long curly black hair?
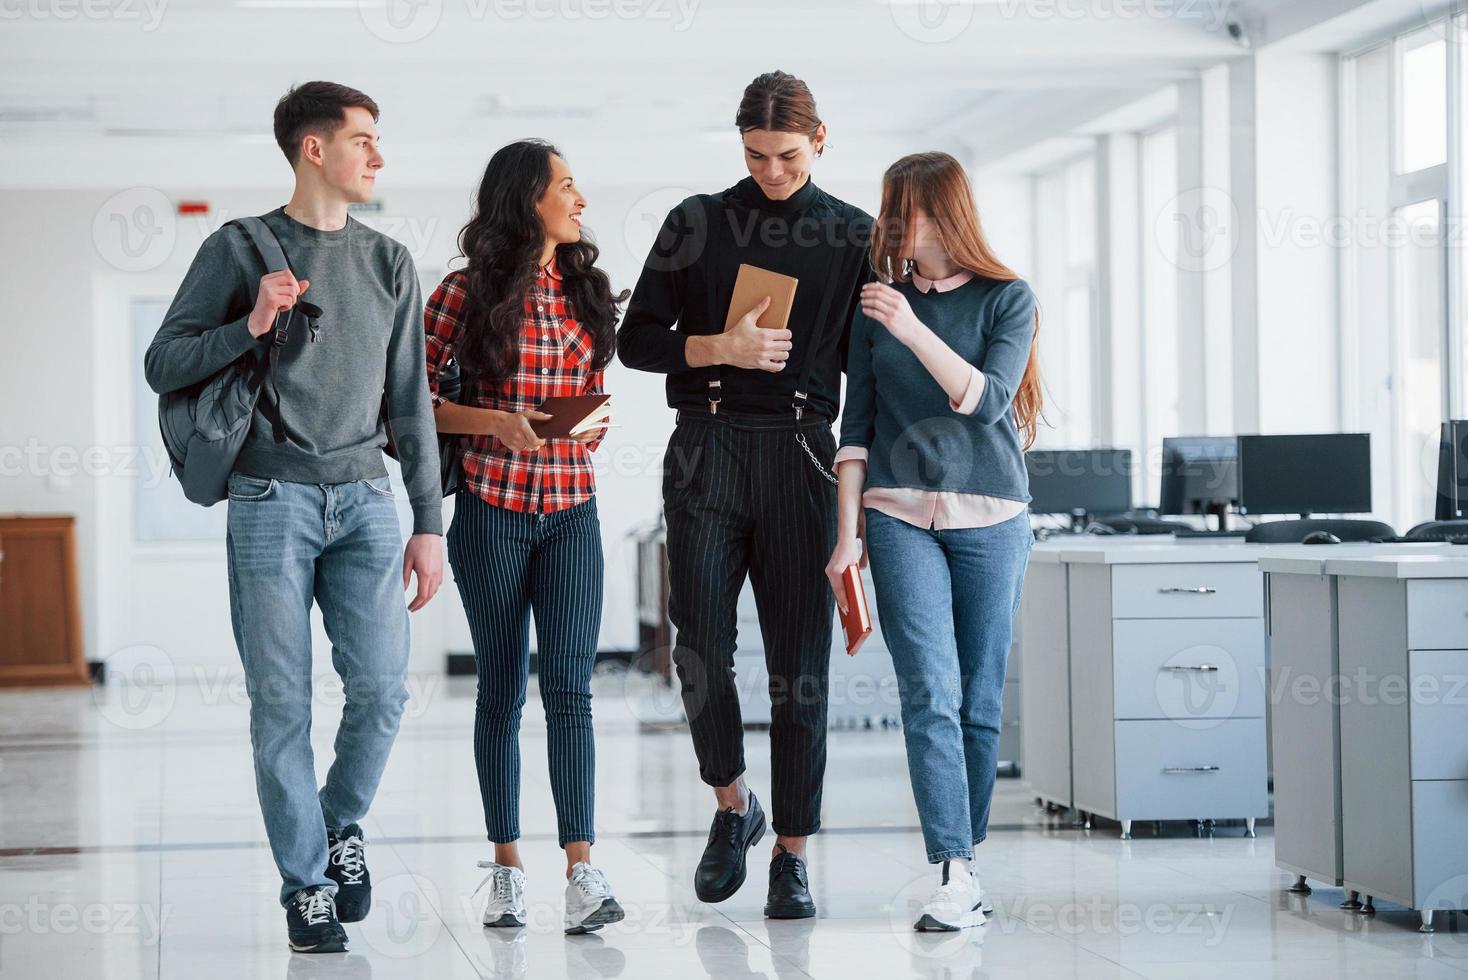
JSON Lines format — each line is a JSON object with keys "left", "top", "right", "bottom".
{"left": 455, "top": 139, "right": 628, "bottom": 386}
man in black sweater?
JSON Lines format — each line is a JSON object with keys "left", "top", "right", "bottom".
{"left": 617, "top": 71, "right": 873, "bottom": 920}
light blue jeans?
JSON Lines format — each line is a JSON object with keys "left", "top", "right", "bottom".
{"left": 864, "top": 507, "right": 1033, "bottom": 863}
{"left": 225, "top": 472, "right": 411, "bottom": 905}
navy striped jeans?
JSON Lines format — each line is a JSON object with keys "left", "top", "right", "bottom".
{"left": 446, "top": 490, "right": 603, "bottom": 847}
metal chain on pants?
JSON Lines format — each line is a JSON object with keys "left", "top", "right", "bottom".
{"left": 796, "top": 432, "right": 839, "bottom": 486}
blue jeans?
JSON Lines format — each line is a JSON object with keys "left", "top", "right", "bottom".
{"left": 864, "top": 507, "right": 1033, "bottom": 863}
{"left": 225, "top": 472, "right": 411, "bottom": 905}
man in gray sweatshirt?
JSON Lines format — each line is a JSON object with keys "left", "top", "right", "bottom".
{"left": 143, "top": 81, "right": 443, "bottom": 954}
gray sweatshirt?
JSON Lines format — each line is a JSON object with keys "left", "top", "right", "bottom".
{"left": 143, "top": 207, "right": 442, "bottom": 535}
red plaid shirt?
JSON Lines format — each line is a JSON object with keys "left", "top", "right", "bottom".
{"left": 424, "top": 262, "right": 604, "bottom": 514}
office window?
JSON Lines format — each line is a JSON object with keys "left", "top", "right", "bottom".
{"left": 1341, "top": 19, "right": 1460, "bottom": 529}
{"left": 1397, "top": 31, "right": 1447, "bottom": 174}
{"left": 1395, "top": 199, "right": 1446, "bottom": 522}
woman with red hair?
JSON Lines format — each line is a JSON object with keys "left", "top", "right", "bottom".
{"left": 827, "top": 151, "right": 1042, "bottom": 932}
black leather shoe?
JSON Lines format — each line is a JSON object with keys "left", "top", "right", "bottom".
{"left": 694, "top": 792, "right": 766, "bottom": 903}
{"left": 764, "top": 844, "right": 816, "bottom": 919}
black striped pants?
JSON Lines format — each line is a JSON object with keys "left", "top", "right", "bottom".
{"left": 446, "top": 490, "right": 603, "bottom": 847}
{"left": 663, "top": 409, "right": 837, "bottom": 837}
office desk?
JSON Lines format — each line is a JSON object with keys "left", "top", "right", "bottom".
{"left": 1060, "top": 543, "right": 1271, "bottom": 839}
{"left": 1329, "top": 554, "right": 1468, "bottom": 932}
{"left": 1257, "top": 543, "right": 1459, "bottom": 903}
{"left": 1019, "top": 547, "right": 1071, "bottom": 810}
{"left": 1021, "top": 535, "right": 1190, "bottom": 813}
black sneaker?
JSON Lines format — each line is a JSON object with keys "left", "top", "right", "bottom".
{"left": 764, "top": 844, "right": 816, "bottom": 919}
{"left": 286, "top": 886, "right": 348, "bottom": 953}
{"left": 693, "top": 792, "right": 766, "bottom": 903}
{"left": 325, "top": 823, "right": 371, "bottom": 923}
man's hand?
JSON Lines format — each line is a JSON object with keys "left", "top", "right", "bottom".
{"left": 717, "top": 296, "right": 793, "bottom": 372}
{"left": 402, "top": 533, "right": 443, "bottom": 612}
{"left": 247, "top": 270, "right": 310, "bottom": 338}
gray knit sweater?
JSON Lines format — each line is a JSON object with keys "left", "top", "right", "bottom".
{"left": 840, "top": 276, "right": 1035, "bottom": 503}
{"left": 143, "top": 207, "right": 442, "bottom": 535}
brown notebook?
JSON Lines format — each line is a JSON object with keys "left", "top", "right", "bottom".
{"left": 724, "top": 263, "right": 799, "bottom": 331}
{"left": 530, "top": 395, "right": 611, "bottom": 439}
{"left": 839, "top": 564, "right": 873, "bottom": 656}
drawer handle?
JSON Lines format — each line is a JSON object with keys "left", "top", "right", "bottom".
{"left": 1158, "top": 587, "right": 1217, "bottom": 595}
{"left": 1163, "top": 766, "right": 1221, "bottom": 774}
{"left": 1160, "top": 664, "right": 1220, "bottom": 673}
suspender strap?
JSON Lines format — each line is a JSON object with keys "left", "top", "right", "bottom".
{"left": 790, "top": 220, "right": 849, "bottom": 421}
{"left": 704, "top": 195, "right": 727, "bottom": 414}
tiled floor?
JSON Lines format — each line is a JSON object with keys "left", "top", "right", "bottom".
{"left": 1, "top": 666, "right": 1462, "bottom": 978}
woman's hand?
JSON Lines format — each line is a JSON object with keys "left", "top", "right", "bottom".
{"left": 824, "top": 521, "right": 868, "bottom": 615}
{"left": 860, "top": 282, "right": 926, "bottom": 347}
{"left": 572, "top": 415, "right": 610, "bottom": 444}
{"left": 492, "top": 410, "right": 551, "bottom": 452}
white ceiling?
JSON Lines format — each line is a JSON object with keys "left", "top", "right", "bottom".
{"left": 0, "top": 0, "right": 1255, "bottom": 188}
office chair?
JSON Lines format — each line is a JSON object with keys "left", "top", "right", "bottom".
{"left": 1243, "top": 518, "right": 1396, "bottom": 543}
{"left": 1404, "top": 520, "right": 1468, "bottom": 541}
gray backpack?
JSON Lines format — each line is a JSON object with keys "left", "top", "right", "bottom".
{"left": 158, "top": 216, "right": 316, "bottom": 506}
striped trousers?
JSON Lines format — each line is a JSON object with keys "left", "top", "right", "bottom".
{"left": 663, "top": 409, "right": 838, "bottom": 837}
{"left": 446, "top": 490, "right": 603, "bottom": 847}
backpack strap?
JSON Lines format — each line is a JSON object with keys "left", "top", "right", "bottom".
{"left": 232, "top": 216, "right": 289, "bottom": 274}
{"left": 228, "top": 215, "right": 300, "bottom": 445}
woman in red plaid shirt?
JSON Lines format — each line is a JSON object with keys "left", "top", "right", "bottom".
{"left": 423, "top": 140, "right": 629, "bottom": 936}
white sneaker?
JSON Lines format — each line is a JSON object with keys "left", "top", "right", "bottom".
{"left": 913, "top": 860, "right": 987, "bottom": 932}
{"left": 563, "top": 861, "right": 625, "bottom": 935}
{"left": 474, "top": 861, "right": 527, "bottom": 927}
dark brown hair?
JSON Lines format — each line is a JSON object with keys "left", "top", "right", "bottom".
{"left": 456, "top": 140, "right": 627, "bottom": 387}
{"left": 874, "top": 151, "right": 1046, "bottom": 449}
{"left": 734, "top": 70, "right": 822, "bottom": 138}
{"left": 273, "top": 81, "right": 380, "bottom": 166}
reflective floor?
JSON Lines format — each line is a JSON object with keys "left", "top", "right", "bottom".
{"left": 1, "top": 666, "right": 1463, "bottom": 979}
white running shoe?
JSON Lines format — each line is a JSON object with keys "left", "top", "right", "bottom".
{"left": 474, "top": 861, "right": 527, "bottom": 928}
{"left": 563, "top": 861, "right": 625, "bottom": 935}
{"left": 913, "top": 860, "right": 988, "bottom": 932}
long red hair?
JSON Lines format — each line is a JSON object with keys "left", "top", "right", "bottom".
{"left": 872, "top": 151, "right": 1045, "bottom": 449}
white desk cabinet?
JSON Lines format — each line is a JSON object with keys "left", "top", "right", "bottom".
{"left": 1064, "top": 546, "right": 1270, "bottom": 839}
{"left": 1332, "top": 555, "right": 1468, "bottom": 932}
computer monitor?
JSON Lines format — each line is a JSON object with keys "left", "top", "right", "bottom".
{"left": 1026, "top": 449, "right": 1133, "bottom": 530}
{"left": 1160, "top": 436, "right": 1239, "bottom": 529}
{"left": 1435, "top": 421, "right": 1468, "bottom": 521}
{"left": 1236, "top": 433, "right": 1372, "bottom": 517}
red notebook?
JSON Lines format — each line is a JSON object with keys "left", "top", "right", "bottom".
{"left": 839, "top": 565, "right": 872, "bottom": 656}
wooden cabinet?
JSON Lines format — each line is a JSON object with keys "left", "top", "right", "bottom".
{"left": 0, "top": 515, "right": 88, "bottom": 687}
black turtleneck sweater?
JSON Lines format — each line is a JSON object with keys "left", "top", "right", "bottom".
{"left": 616, "top": 176, "right": 874, "bottom": 421}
